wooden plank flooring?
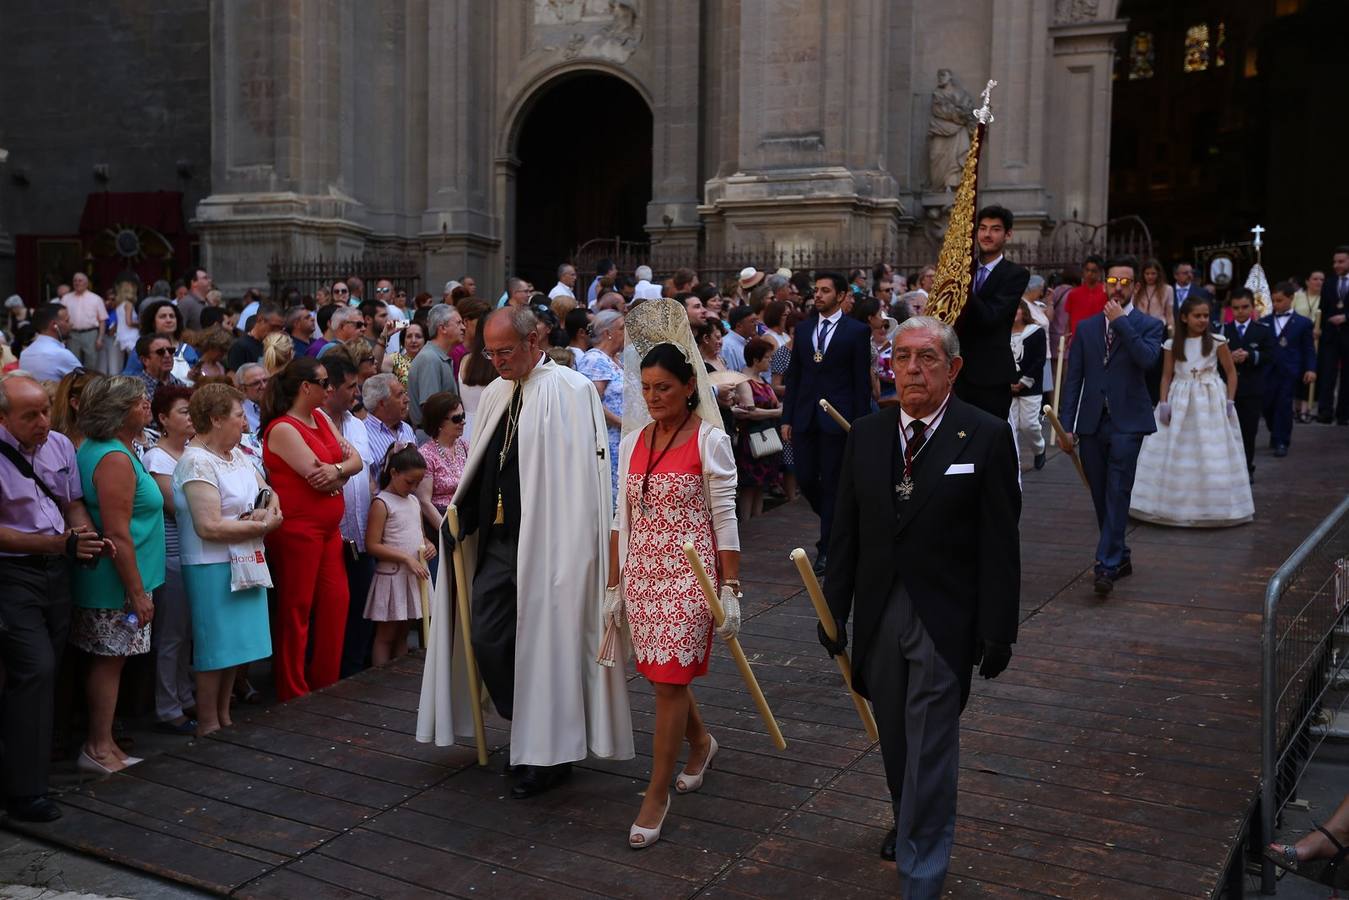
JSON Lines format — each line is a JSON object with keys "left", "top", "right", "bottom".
{"left": 7, "top": 424, "right": 1349, "bottom": 897}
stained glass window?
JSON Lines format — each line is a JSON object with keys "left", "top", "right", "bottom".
{"left": 1184, "top": 24, "right": 1210, "bottom": 73}
{"left": 1215, "top": 21, "right": 1227, "bottom": 67}
{"left": 1128, "top": 32, "right": 1155, "bottom": 81}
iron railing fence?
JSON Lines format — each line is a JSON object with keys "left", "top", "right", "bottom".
{"left": 267, "top": 255, "right": 422, "bottom": 303}
{"left": 1261, "top": 494, "right": 1349, "bottom": 893}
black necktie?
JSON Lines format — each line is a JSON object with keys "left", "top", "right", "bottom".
{"left": 906, "top": 419, "right": 927, "bottom": 469}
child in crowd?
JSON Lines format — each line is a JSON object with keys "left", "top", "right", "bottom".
{"left": 1220, "top": 288, "right": 1272, "bottom": 479}
{"left": 1260, "top": 281, "right": 1319, "bottom": 457}
{"left": 1009, "top": 300, "right": 1047, "bottom": 469}
{"left": 365, "top": 445, "right": 436, "bottom": 666}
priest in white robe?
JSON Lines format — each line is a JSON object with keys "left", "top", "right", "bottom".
{"left": 416, "top": 306, "right": 634, "bottom": 798}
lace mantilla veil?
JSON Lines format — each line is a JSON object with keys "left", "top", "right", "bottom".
{"left": 621, "top": 298, "right": 724, "bottom": 438}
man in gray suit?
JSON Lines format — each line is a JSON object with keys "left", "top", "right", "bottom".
{"left": 1058, "top": 256, "right": 1165, "bottom": 595}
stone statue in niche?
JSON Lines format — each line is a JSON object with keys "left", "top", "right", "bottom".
{"left": 926, "top": 69, "right": 975, "bottom": 192}
{"left": 537, "top": 0, "right": 642, "bottom": 63}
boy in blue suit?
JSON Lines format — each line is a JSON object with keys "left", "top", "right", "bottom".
{"left": 1260, "top": 281, "right": 1318, "bottom": 457}
{"left": 1058, "top": 256, "right": 1165, "bottom": 596}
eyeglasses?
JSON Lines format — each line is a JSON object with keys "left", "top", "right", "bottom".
{"left": 333, "top": 287, "right": 350, "bottom": 294}
{"left": 305, "top": 377, "right": 331, "bottom": 389}
{"left": 450, "top": 413, "right": 466, "bottom": 424}
{"left": 481, "top": 340, "right": 526, "bottom": 361}
{"left": 1104, "top": 277, "right": 1133, "bottom": 287}
{"left": 150, "top": 347, "right": 174, "bottom": 356}
{"left": 240, "top": 379, "right": 266, "bottom": 389}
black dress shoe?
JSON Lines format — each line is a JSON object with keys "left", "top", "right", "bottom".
{"left": 1114, "top": 561, "right": 1133, "bottom": 580}
{"left": 1274, "top": 445, "right": 1289, "bottom": 458}
{"left": 510, "top": 763, "right": 572, "bottom": 800}
{"left": 880, "top": 826, "right": 897, "bottom": 861}
{"left": 6, "top": 796, "right": 62, "bottom": 823}
{"left": 503, "top": 761, "right": 524, "bottom": 777}
{"left": 1093, "top": 573, "right": 1114, "bottom": 596}
{"left": 1033, "top": 452, "right": 1046, "bottom": 470}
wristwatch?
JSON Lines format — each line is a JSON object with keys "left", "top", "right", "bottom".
{"left": 334, "top": 461, "right": 345, "bottom": 478}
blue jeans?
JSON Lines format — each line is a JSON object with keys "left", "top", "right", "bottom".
{"left": 1077, "top": 415, "right": 1144, "bottom": 574}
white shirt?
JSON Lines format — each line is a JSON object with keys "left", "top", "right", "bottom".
{"left": 18, "top": 334, "right": 82, "bottom": 382}
{"left": 338, "top": 411, "right": 376, "bottom": 551}
{"left": 548, "top": 282, "right": 576, "bottom": 301}
{"left": 815, "top": 309, "right": 844, "bottom": 356}
{"left": 898, "top": 394, "right": 951, "bottom": 454}
{"left": 62, "top": 291, "right": 105, "bottom": 330}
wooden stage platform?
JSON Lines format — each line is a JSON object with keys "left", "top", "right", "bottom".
{"left": 8, "top": 425, "right": 1349, "bottom": 898}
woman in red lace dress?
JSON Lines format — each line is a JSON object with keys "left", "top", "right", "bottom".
{"left": 261, "top": 357, "right": 363, "bottom": 701}
{"left": 608, "top": 336, "right": 741, "bottom": 850}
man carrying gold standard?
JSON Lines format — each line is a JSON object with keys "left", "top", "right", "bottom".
{"left": 819, "top": 316, "right": 1021, "bottom": 898}
{"left": 416, "top": 307, "right": 634, "bottom": 798}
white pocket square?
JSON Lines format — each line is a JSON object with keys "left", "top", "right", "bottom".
{"left": 944, "top": 463, "right": 975, "bottom": 475}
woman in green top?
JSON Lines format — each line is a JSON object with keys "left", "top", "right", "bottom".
{"left": 71, "top": 375, "right": 166, "bottom": 775}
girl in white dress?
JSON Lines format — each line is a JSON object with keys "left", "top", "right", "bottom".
{"left": 365, "top": 445, "right": 436, "bottom": 665}
{"left": 1130, "top": 296, "right": 1254, "bottom": 527}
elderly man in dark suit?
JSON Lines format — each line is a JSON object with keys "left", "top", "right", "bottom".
{"left": 819, "top": 316, "right": 1021, "bottom": 898}
{"left": 953, "top": 205, "right": 1031, "bottom": 419}
{"left": 1058, "top": 256, "right": 1165, "bottom": 596}
{"left": 782, "top": 271, "right": 872, "bottom": 574}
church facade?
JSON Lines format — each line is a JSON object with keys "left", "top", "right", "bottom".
{"left": 0, "top": 0, "right": 1128, "bottom": 297}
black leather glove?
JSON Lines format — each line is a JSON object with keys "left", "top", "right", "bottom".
{"left": 977, "top": 640, "right": 1012, "bottom": 679}
{"left": 817, "top": 619, "right": 847, "bottom": 657}
{"left": 440, "top": 517, "right": 458, "bottom": 552}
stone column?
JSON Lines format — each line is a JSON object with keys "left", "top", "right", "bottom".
{"left": 644, "top": 0, "right": 702, "bottom": 260}
{"left": 423, "top": 0, "right": 497, "bottom": 292}
{"left": 701, "top": 0, "right": 899, "bottom": 252}
{"left": 980, "top": 0, "right": 1052, "bottom": 229}
{"left": 195, "top": 0, "right": 371, "bottom": 294}
{"left": 1046, "top": 15, "right": 1127, "bottom": 226}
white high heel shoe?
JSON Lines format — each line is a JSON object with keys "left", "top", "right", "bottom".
{"left": 676, "top": 735, "right": 718, "bottom": 794}
{"left": 628, "top": 796, "right": 670, "bottom": 850}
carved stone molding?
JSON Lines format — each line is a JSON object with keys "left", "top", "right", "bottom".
{"left": 534, "top": 0, "right": 643, "bottom": 65}
{"left": 1053, "top": 0, "right": 1100, "bottom": 25}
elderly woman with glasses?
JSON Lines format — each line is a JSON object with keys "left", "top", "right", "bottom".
{"left": 261, "top": 357, "right": 363, "bottom": 701}
{"left": 415, "top": 390, "right": 468, "bottom": 529}
{"left": 71, "top": 375, "right": 166, "bottom": 774}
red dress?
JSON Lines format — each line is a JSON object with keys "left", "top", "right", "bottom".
{"left": 623, "top": 432, "right": 716, "bottom": 684}
{"left": 262, "top": 413, "right": 349, "bottom": 701}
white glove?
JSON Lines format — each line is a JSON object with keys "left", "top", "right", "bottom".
{"left": 603, "top": 584, "right": 624, "bottom": 629}
{"left": 1226, "top": 399, "right": 1238, "bottom": 425}
{"left": 717, "top": 585, "right": 742, "bottom": 641}
{"left": 1157, "top": 402, "right": 1172, "bottom": 426}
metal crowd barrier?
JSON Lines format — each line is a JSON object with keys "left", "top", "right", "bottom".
{"left": 1261, "top": 494, "right": 1349, "bottom": 894}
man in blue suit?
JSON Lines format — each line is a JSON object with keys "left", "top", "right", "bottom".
{"left": 1260, "top": 281, "right": 1318, "bottom": 457}
{"left": 1058, "top": 256, "right": 1164, "bottom": 596}
{"left": 783, "top": 271, "right": 872, "bottom": 574}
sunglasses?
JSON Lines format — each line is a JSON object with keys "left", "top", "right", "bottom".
{"left": 305, "top": 377, "right": 331, "bottom": 389}
{"left": 150, "top": 347, "right": 174, "bottom": 356}
{"left": 376, "top": 286, "right": 391, "bottom": 294}
{"left": 450, "top": 413, "right": 466, "bottom": 424}
{"left": 1104, "top": 277, "right": 1133, "bottom": 287}
{"left": 333, "top": 287, "right": 350, "bottom": 294}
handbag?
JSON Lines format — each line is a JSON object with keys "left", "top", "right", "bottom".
{"left": 747, "top": 424, "right": 783, "bottom": 459}
{"left": 228, "top": 537, "right": 273, "bottom": 591}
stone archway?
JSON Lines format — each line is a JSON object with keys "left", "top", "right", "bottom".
{"left": 510, "top": 71, "right": 653, "bottom": 290}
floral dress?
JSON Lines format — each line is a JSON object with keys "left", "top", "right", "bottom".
{"left": 420, "top": 437, "right": 468, "bottom": 514}
{"left": 577, "top": 348, "right": 623, "bottom": 501}
{"left": 623, "top": 432, "right": 715, "bottom": 684}
{"left": 733, "top": 378, "right": 783, "bottom": 487}
{"left": 769, "top": 344, "right": 795, "bottom": 466}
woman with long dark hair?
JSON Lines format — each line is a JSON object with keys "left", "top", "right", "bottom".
{"left": 260, "top": 357, "right": 363, "bottom": 700}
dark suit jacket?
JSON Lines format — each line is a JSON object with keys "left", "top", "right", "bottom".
{"left": 1171, "top": 283, "right": 1213, "bottom": 323}
{"left": 1259, "top": 312, "right": 1317, "bottom": 379}
{"left": 1059, "top": 308, "right": 1165, "bottom": 436}
{"left": 1221, "top": 321, "right": 1272, "bottom": 399}
{"left": 955, "top": 258, "right": 1031, "bottom": 388}
{"left": 782, "top": 313, "right": 872, "bottom": 435}
{"left": 1013, "top": 326, "right": 1047, "bottom": 395}
{"left": 824, "top": 397, "right": 1021, "bottom": 706}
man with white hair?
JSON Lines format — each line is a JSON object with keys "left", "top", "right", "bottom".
{"left": 407, "top": 303, "right": 464, "bottom": 428}
{"left": 233, "top": 364, "right": 268, "bottom": 433}
{"left": 60, "top": 273, "right": 104, "bottom": 371}
{"left": 363, "top": 373, "right": 416, "bottom": 465}
{"left": 821, "top": 315, "right": 1020, "bottom": 896}
{"left": 549, "top": 263, "right": 578, "bottom": 302}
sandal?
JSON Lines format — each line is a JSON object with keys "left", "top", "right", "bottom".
{"left": 1266, "top": 824, "right": 1349, "bottom": 888}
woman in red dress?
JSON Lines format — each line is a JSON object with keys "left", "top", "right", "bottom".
{"left": 261, "top": 357, "right": 363, "bottom": 701}
{"left": 607, "top": 314, "right": 742, "bottom": 850}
